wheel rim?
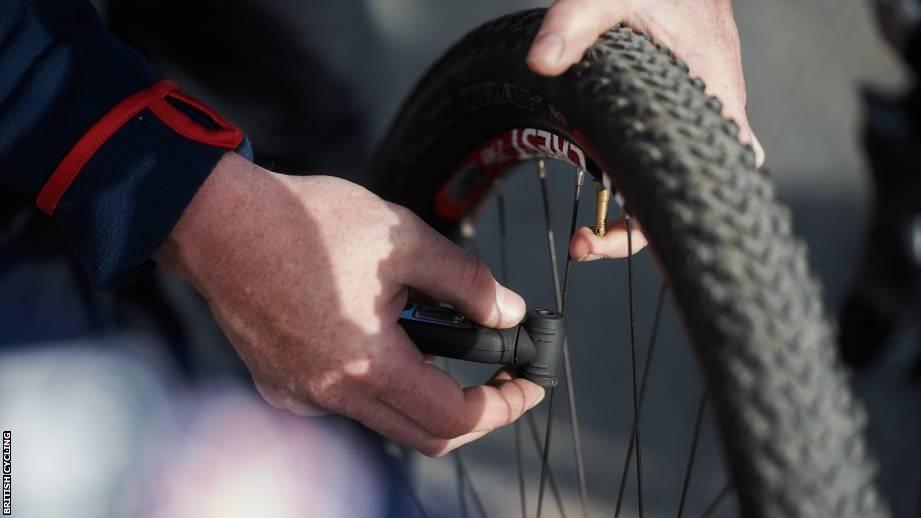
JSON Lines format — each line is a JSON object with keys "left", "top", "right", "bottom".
{"left": 402, "top": 127, "right": 736, "bottom": 518}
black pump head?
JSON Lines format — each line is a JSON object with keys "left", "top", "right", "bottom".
{"left": 518, "top": 308, "right": 565, "bottom": 387}
{"left": 398, "top": 302, "right": 566, "bottom": 388}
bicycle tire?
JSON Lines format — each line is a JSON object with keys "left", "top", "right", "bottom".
{"left": 369, "top": 9, "right": 887, "bottom": 518}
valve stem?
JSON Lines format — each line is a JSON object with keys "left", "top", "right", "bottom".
{"left": 594, "top": 181, "right": 610, "bottom": 236}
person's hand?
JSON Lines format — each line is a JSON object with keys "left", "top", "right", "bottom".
{"left": 528, "top": 0, "right": 761, "bottom": 262}
{"left": 155, "top": 153, "right": 544, "bottom": 456}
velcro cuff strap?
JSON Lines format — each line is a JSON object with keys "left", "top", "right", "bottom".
{"left": 36, "top": 80, "right": 243, "bottom": 215}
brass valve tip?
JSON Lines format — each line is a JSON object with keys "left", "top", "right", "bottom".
{"left": 594, "top": 183, "right": 610, "bottom": 237}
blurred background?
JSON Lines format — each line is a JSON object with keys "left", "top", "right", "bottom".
{"left": 2, "top": 0, "right": 919, "bottom": 516}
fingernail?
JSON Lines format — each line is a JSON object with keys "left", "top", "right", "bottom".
{"left": 534, "top": 388, "right": 546, "bottom": 406}
{"left": 496, "top": 285, "right": 525, "bottom": 322}
{"left": 752, "top": 132, "right": 766, "bottom": 167}
{"left": 526, "top": 387, "right": 546, "bottom": 409}
{"left": 497, "top": 286, "right": 526, "bottom": 321}
{"left": 531, "top": 33, "right": 564, "bottom": 66}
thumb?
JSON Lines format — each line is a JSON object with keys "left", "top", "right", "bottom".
{"left": 399, "top": 215, "right": 525, "bottom": 328}
{"left": 527, "top": 0, "right": 631, "bottom": 76}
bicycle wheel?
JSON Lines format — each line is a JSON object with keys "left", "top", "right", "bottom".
{"left": 369, "top": 9, "right": 886, "bottom": 518}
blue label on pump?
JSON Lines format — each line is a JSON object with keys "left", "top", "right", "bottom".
{"left": 400, "top": 303, "right": 472, "bottom": 329}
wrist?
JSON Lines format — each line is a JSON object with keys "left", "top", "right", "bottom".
{"left": 153, "top": 152, "right": 266, "bottom": 288}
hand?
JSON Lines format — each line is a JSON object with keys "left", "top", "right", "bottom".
{"left": 528, "top": 0, "right": 761, "bottom": 262}
{"left": 155, "top": 153, "right": 545, "bottom": 456}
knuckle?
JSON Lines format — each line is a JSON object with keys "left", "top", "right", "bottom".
{"left": 356, "top": 402, "right": 389, "bottom": 430}
{"left": 308, "top": 385, "right": 344, "bottom": 413}
{"left": 387, "top": 203, "right": 420, "bottom": 229}
{"left": 255, "top": 386, "right": 286, "bottom": 410}
{"left": 341, "top": 355, "right": 386, "bottom": 399}
{"left": 505, "top": 390, "right": 526, "bottom": 421}
{"left": 342, "top": 355, "right": 374, "bottom": 382}
{"left": 279, "top": 384, "right": 331, "bottom": 415}
{"left": 430, "top": 415, "right": 469, "bottom": 439}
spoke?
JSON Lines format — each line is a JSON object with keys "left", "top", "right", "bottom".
{"left": 444, "top": 361, "right": 487, "bottom": 518}
{"left": 455, "top": 453, "right": 469, "bottom": 518}
{"left": 408, "top": 487, "right": 429, "bottom": 518}
{"left": 536, "top": 388, "right": 558, "bottom": 518}
{"left": 457, "top": 451, "right": 488, "bottom": 518}
{"left": 625, "top": 212, "right": 645, "bottom": 518}
{"left": 677, "top": 392, "right": 709, "bottom": 518}
{"left": 535, "top": 159, "right": 558, "bottom": 518}
{"left": 537, "top": 160, "right": 563, "bottom": 311}
{"left": 535, "top": 161, "right": 589, "bottom": 517}
{"left": 398, "top": 448, "right": 429, "bottom": 518}
{"left": 561, "top": 169, "right": 590, "bottom": 518}
{"left": 514, "top": 421, "right": 527, "bottom": 518}
{"left": 497, "top": 186, "right": 526, "bottom": 518}
{"left": 614, "top": 282, "right": 667, "bottom": 518}
{"left": 497, "top": 186, "right": 510, "bottom": 287}
{"left": 561, "top": 168, "right": 584, "bottom": 305}
{"left": 699, "top": 483, "right": 734, "bottom": 518}
{"left": 527, "top": 412, "right": 566, "bottom": 517}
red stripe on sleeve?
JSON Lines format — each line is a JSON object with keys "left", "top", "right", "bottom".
{"left": 36, "top": 80, "right": 244, "bottom": 215}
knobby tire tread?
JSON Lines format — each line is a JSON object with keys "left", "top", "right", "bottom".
{"left": 369, "top": 9, "right": 888, "bottom": 518}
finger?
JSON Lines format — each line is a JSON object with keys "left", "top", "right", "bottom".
{"left": 459, "top": 368, "right": 545, "bottom": 432}
{"left": 751, "top": 133, "right": 765, "bottom": 168}
{"left": 694, "top": 58, "right": 764, "bottom": 167}
{"left": 527, "top": 0, "right": 631, "bottom": 76}
{"left": 376, "top": 328, "right": 544, "bottom": 439}
{"left": 670, "top": 5, "right": 764, "bottom": 168}
{"left": 349, "top": 396, "right": 489, "bottom": 457}
{"left": 407, "top": 288, "right": 438, "bottom": 305}
{"left": 569, "top": 215, "right": 648, "bottom": 262}
{"left": 489, "top": 367, "right": 516, "bottom": 383}
{"left": 400, "top": 216, "right": 525, "bottom": 328}
{"left": 285, "top": 400, "right": 333, "bottom": 417}
{"left": 410, "top": 368, "right": 541, "bottom": 455}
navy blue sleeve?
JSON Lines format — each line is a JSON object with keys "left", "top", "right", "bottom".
{"left": 0, "top": 0, "right": 252, "bottom": 290}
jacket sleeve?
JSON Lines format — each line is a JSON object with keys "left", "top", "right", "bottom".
{"left": 0, "top": 0, "right": 253, "bottom": 290}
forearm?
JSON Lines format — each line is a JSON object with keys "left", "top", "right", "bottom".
{"left": 0, "top": 0, "right": 251, "bottom": 290}
{"left": 0, "top": 0, "right": 157, "bottom": 199}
